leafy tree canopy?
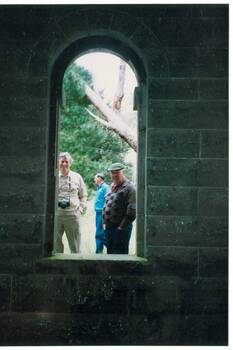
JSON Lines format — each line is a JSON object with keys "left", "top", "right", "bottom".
{"left": 59, "top": 63, "right": 132, "bottom": 196}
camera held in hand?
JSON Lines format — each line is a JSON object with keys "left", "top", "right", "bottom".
{"left": 58, "top": 197, "right": 70, "bottom": 209}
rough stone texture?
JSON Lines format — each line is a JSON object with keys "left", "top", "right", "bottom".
{"left": 149, "top": 78, "right": 199, "bottom": 100}
{"left": 0, "top": 4, "right": 228, "bottom": 346}
{"left": 199, "top": 247, "right": 228, "bottom": 277}
{"left": 147, "top": 215, "right": 228, "bottom": 247}
{"left": 148, "top": 100, "right": 228, "bottom": 129}
{"left": 148, "top": 187, "right": 198, "bottom": 216}
{"left": 201, "top": 130, "right": 228, "bottom": 158}
{"left": 147, "top": 158, "right": 228, "bottom": 187}
{"left": 0, "top": 215, "right": 43, "bottom": 244}
{"left": 198, "top": 188, "right": 228, "bottom": 216}
{"left": 0, "top": 276, "right": 11, "bottom": 311}
{"left": 199, "top": 78, "right": 228, "bottom": 100}
{"left": 147, "top": 129, "right": 200, "bottom": 158}
{"left": 0, "top": 128, "right": 46, "bottom": 157}
{"left": 3, "top": 312, "right": 228, "bottom": 346}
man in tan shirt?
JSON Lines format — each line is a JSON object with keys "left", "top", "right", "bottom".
{"left": 55, "top": 152, "right": 87, "bottom": 253}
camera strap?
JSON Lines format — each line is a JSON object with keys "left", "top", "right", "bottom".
{"left": 68, "top": 176, "right": 71, "bottom": 198}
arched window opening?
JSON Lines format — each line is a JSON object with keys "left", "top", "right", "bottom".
{"left": 44, "top": 35, "right": 147, "bottom": 259}
{"left": 54, "top": 52, "right": 138, "bottom": 256}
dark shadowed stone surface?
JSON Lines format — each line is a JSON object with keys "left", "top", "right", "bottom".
{"left": 12, "top": 274, "right": 130, "bottom": 314}
{"left": 147, "top": 246, "right": 198, "bottom": 278}
{"left": 199, "top": 247, "right": 228, "bottom": 277}
{"left": 166, "top": 48, "right": 227, "bottom": 78}
{"left": 175, "top": 314, "right": 228, "bottom": 345}
{"left": 201, "top": 130, "right": 228, "bottom": 158}
{"left": 0, "top": 157, "right": 46, "bottom": 186}
{"left": 0, "top": 99, "right": 47, "bottom": 127}
{"left": 12, "top": 274, "right": 182, "bottom": 315}
{"left": 147, "top": 158, "right": 227, "bottom": 187}
{"left": 148, "top": 100, "right": 228, "bottom": 129}
{"left": 147, "top": 129, "right": 200, "bottom": 158}
{"left": 147, "top": 215, "right": 228, "bottom": 247}
{"left": 117, "top": 4, "right": 228, "bottom": 20}
{"left": 35, "top": 257, "right": 152, "bottom": 276}
{"left": 177, "top": 277, "right": 228, "bottom": 314}
{"left": 0, "top": 275, "right": 11, "bottom": 311}
{"left": 147, "top": 158, "right": 199, "bottom": 187}
{"left": 0, "top": 78, "right": 48, "bottom": 99}
{"left": 0, "top": 245, "right": 42, "bottom": 274}
{"left": 0, "top": 186, "right": 45, "bottom": 214}
{"left": 199, "top": 78, "right": 228, "bottom": 100}
{"left": 191, "top": 5, "right": 228, "bottom": 18}
{"left": 0, "top": 44, "right": 49, "bottom": 78}
{"left": 0, "top": 128, "right": 46, "bottom": 157}
{"left": 198, "top": 188, "right": 228, "bottom": 216}
{"left": 195, "top": 48, "right": 228, "bottom": 78}
{"left": 147, "top": 187, "right": 198, "bottom": 216}
{"left": 0, "top": 215, "right": 43, "bottom": 244}
{"left": 211, "top": 18, "right": 229, "bottom": 49}
{"left": 149, "top": 78, "right": 198, "bottom": 100}
{"left": 0, "top": 311, "right": 226, "bottom": 346}
{"left": 54, "top": 10, "right": 89, "bottom": 37}
{"left": 197, "top": 159, "right": 228, "bottom": 187}
{"left": 145, "top": 17, "right": 214, "bottom": 48}
{"left": 110, "top": 10, "right": 141, "bottom": 38}
{"left": 146, "top": 47, "right": 169, "bottom": 78}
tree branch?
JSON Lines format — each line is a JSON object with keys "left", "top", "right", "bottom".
{"left": 113, "top": 59, "right": 126, "bottom": 113}
{"left": 85, "top": 108, "right": 110, "bottom": 128}
{"left": 84, "top": 84, "right": 137, "bottom": 152}
{"left": 85, "top": 108, "right": 137, "bottom": 152}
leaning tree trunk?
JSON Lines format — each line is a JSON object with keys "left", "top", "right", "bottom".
{"left": 84, "top": 84, "right": 137, "bottom": 152}
{"left": 113, "top": 59, "right": 126, "bottom": 113}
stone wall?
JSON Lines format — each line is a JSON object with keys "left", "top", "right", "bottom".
{"left": 0, "top": 4, "right": 228, "bottom": 345}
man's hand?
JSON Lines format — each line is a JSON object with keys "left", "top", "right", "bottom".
{"left": 79, "top": 206, "right": 86, "bottom": 215}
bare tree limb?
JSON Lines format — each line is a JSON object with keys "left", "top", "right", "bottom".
{"left": 113, "top": 59, "right": 126, "bottom": 113}
{"left": 85, "top": 108, "right": 110, "bottom": 128}
{"left": 84, "top": 85, "right": 109, "bottom": 121}
{"left": 84, "top": 84, "right": 137, "bottom": 152}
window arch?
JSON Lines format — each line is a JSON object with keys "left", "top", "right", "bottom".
{"left": 44, "top": 35, "right": 147, "bottom": 258}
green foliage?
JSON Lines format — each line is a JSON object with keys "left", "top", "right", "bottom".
{"left": 59, "top": 63, "right": 132, "bottom": 196}
{"left": 63, "top": 64, "right": 92, "bottom": 107}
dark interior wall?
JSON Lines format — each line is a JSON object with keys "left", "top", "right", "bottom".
{"left": 0, "top": 4, "right": 228, "bottom": 345}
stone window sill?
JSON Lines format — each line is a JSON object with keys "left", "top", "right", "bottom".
{"left": 36, "top": 254, "right": 148, "bottom": 274}
{"left": 48, "top": 253, "right": 147, "bottom": 262}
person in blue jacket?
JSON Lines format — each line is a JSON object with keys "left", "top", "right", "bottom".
{"left": 94, "top": 173, "right": 109, "bottom": 253}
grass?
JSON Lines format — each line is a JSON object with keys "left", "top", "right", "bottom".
{"left": 62, "top": 198, "right": 136, "bottom": 255}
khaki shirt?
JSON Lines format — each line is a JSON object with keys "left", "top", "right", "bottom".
{"left": 58, "top": 170, "right": 87, "bottom": 216}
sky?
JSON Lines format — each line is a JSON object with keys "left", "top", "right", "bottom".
{"left": 75, "top": 52, "right": 138, "bottom": 175}
{"left": 75, "top": 52, "right": 138, "bottom": 126}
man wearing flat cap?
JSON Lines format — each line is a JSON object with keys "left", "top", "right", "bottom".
{"left": 102, "top": 163, "right": 136, "bottom": 254}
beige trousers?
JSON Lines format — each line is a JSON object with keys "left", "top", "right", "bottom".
{"left": 55, "top": 210, "right": 81, "bottom": 253}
